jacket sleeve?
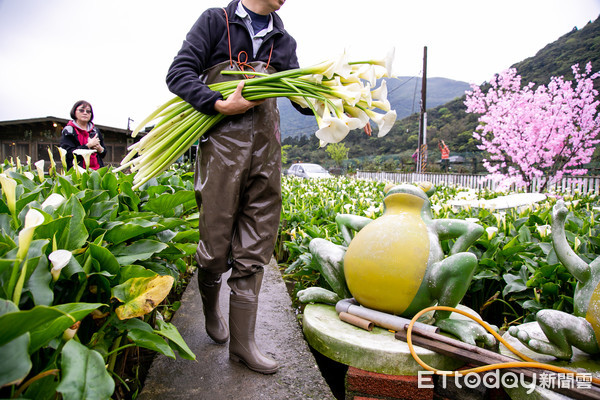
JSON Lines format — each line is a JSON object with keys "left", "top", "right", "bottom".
{"left": 166, "top": 9, "right": 224, "bottom": 115}
{"left": 95, "top": 129, "right": 107, "bottom": 160}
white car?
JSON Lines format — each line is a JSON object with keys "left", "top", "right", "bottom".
{"left": 287, "top": 163, "right": 332, "bottom": 179}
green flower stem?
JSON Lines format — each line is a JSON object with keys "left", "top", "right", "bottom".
{"left": 12, "top": 259, "right": 28, "bottom": 304}
{"left": 6, "top": 258, "right": 21, "bottom": 304}
{"left": 107, "top": 335, "right": 123, "bottom": 372}
{"left": 132, "top": 114, "right": 225, "bottom": 189}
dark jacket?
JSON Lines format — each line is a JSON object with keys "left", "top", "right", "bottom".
{"left": 166, "top": 0, "right": 306, "bottom": 115}
{"left": 59, "top": 123, "right": 106, "bottom": 169}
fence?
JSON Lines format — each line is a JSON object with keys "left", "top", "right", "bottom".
{"left": 355, "top": 171, "right": 600, "bottom": 194}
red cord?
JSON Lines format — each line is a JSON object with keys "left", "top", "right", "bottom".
{"left": 222, "top": 7, "right": 274, "bottom": 78}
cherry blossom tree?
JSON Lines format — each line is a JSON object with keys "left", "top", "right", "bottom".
{"left": 465, "top": 63, "right": 600, "bottom": 191}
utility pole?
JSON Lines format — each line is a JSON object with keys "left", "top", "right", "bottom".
{"left": 416, "top": 46, "right": 428, "bottom": 173}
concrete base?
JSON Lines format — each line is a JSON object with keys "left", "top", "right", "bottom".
{"left": 302, "top": 303, "right": 465, "bottom": 375}
{"left": 499, "top": 322, "right": 600, "bottom": 400}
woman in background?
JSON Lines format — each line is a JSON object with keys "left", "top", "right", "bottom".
{"left": 59, "top": 100, "right": 106, "bottom": 169}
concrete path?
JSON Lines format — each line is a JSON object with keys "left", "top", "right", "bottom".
{"left": 139, "top": 258, "right": 335, "bottom": 400}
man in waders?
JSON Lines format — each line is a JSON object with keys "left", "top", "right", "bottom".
{"left": 166, "top": 0, "right": 308, "bottom": 374}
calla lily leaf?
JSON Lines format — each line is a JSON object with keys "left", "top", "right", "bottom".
{"left": 56, "top": 340, "right": 115, "bottom": 400}
{"left": 112, "top": 239, "right": 169, "bottom": 265}
{"left": 127, "top": 329, "right": 175, "bottom": 359}
{"left": 155, "top": 319, "right": 196, "bottom": 360}
{"left": 112, "top": 275, "right": 174, "bottom": 320}
{"left": 29, "top": 303, "right": 104, "bottom": 353}
{"left": 88, "top": 243, "right": 120, "bottom": 275}
{"left": 0, "top": 300, "right": 70, "bottom": 347}
{"left": 0, "top": 333, "right": 31, "bottom": 387}
{"left": 142, "top": 190, "right": 196, "bottom": 216}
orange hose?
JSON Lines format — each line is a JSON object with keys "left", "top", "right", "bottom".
{"left": 406, "top": 305, "right": 600, "bottom": 385}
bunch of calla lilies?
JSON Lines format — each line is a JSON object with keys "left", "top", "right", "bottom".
{"left": 116, "top": 51, "right": 398, "bottom": 189}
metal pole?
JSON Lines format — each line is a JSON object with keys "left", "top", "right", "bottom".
{"left": 419, "top": 46, "right": 428, "bottom": 173}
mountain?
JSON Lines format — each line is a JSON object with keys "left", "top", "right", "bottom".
{"left": 278, "top": 76, "right": 471, "bottom": 139}
{"left": 281, "top": 15, "right": 600, "bottom": 171}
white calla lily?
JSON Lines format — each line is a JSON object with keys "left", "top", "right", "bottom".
{"left": 373, "top": 48, "right": 395, "bottom": 78}
{"left": 358, "top": 64, "right": 377, "bottom": 86}
{"left": 340, "top": 114, "right": 364, "bottom": 131}
{"left": 16, "top": 209, "right": 45, "bottom": 261}
{"left": 320, "top": 52, "right": 352, "bottom": 79}
{"left": 486, "top": 227, "right": 498, "bottom": 240}
{"left": 365, "top": 109, "right": 397, "bottom": 137}
{"left": 536, "top": 224, "right": 551, "bottom": 238}
{"left": 42, "top": 193, "right": 66, "bottom": 209}
{"left": 371, "top": 80, "right": 388, "bottom": 102}
{"left": 315, "top": 115, "right": 350, "bottom": 144}
{"left": 23, "top": 171, "right": 35, "bottom": 181}
{"left": 12, "top": 209, "right": 45, "bottom": 303}
{"left": 73, "top": 149, "right": 96, "bottom": 169}
{"left": 34, "top": 160, "right": 45, "bottom": 182}
{"left": 57, "top": 147, "right": 68, "bottom": 171}
{"left": 49, "top": 249, "right": 72, "bottom": 281}
{"left": 371, "top": 99, "right": 391, "bottom": 112}
{"left": 0, "top": 173, "right": 17, "bottom": 216}
{"left": 345, "top": 106, "right": 370, "bottom": 126}
{"left": 47, "top": 147, "right": 57, "bottom": 173}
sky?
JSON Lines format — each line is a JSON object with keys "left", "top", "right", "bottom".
{"left": 1, "top": 0, "right": 599, "bottom": 130}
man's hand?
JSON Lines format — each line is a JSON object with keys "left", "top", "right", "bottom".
{"left": 214, "top": 80, "right": 265, "bottom": 115}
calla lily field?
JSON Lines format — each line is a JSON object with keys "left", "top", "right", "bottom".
{"left": 0, "top": 159, "right": 199, "bottom": 399}
{"left": 277, "top": 175, "right": 600, "bottom": 330}
{"left": 2, "top": 157, "right": 600, "bottom": 399}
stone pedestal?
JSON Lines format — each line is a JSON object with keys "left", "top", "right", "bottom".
{"left": 303, "top": 303, "right": 464, "bottom": 376}
{"left": 303, "top": 303, "right": 490, "bottom": 399}
{"left": 499, "top": 322, "right": 600, "bottom": 400}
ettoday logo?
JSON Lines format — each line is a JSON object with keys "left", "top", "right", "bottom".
{"left": 418, "top": 370, "right": 592, "bottom": 394}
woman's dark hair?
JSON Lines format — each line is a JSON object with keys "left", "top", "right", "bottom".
{"left": 70, "top": 100, "right": 94, "bottom": 122}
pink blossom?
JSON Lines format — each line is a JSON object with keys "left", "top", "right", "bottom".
{"left": 465, "top": 62, "right": 600, "bottom": 190}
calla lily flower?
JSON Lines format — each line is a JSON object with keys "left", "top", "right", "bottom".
{"left": 486, "top": 227, "right": 498, "bottom": 240}
{"left": 371, "top": 80, "right": 388, "bottom": 102}
{"left": 536, "top": 224, "right": 551, "bottom": 238}
{"left": 73, "top": 149, "right": 96, "bottom": 169}
{"left": 0, "top": 173, "right": 17, "bottom": 216}
{"left": 357, "top": 64, "right": 377, "bottom": 86}
{"left": 57, "top": 147, "right": 68, "bottom": 171}
{"left": 16, "top": 157, "right": 22, "bottom": 170}
{"left": 49, "top": 249, "right": 72, "bottom": 281}
{"left": 372, "top": 48, "right": 395, "bottom": 78}
{"left": 331, "top": 83, "right": 363, "bottom": 107}
{"left": 345, "top": 106, "right": 371, "bottom": 126}
{"left": 365, "top": 109, "right": 397, "bottom": 137}
{"left": 47, "top": 147, "right": 56, "bottom": 173}
{"left": 23, "top": 171, "right": 35, "bottom": 181}
{"left": 371, "top": 99, "right": 391, "bottom": 112}
{"left": 340, "top": 114, "right": 364, "bottom": 131}
{"left": 42, "top": 193, "right": 66, "bottom": 209}
{"left": 321, "top": 52, "right": 351, "bottom": 79}
{"left": 315, "top": 115, "right": 350, "bottom": 144}
{"left": 16, "top": 209, "right": 45, "bottom": 261}
{"left": 34, "top": 160, "right": 45, "bottom": 182}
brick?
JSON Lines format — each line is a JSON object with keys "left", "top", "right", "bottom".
{"left": 347, "top": 367, "right": 434, "bottom": 400}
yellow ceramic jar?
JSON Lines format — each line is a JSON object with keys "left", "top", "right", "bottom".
{"left": 344, "top": 193, "right": 430, "bottom": 315}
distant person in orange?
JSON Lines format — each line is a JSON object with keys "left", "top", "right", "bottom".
{"left": 439, "top": 140, "right": 449, "bottom": 172}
